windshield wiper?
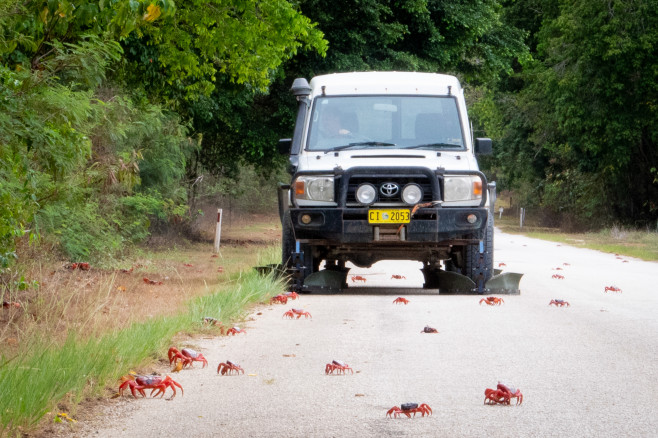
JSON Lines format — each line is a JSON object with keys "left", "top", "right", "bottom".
{"left": 405, "top": 143, "right": 460, "bottom": 149}
{"left": 327, "top": 142, "right": 397, "bottom": 153}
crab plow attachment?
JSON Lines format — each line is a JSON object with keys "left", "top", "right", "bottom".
{"left": 303, "top": 270, "right": 347, "bottom": 291}
{"left": 435, "top": 270, "right": 523, "bottom": 295}
{"left": 257, "top": 264, "right": 522, "bottom": 295}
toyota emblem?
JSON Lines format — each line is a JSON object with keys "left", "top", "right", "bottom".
{"left": 380, "top": 182, "right": 399, "bottom": 197}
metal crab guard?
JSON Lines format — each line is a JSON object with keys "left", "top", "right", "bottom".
{"left": 293, "top": 268, "right": 522, "bottom": 295}
{"left": 256, "top": 263, "right": 522, "bottom": 295}
{"left": 434, "top": 270, "right": 523, "bottom": 295}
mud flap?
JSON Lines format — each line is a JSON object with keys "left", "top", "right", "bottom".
{"left": 436, "top": 270, "right": 523, "bottom": 295}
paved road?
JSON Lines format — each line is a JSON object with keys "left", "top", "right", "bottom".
{"left": 69, "top": 230, "right": 658, "bottom": 437}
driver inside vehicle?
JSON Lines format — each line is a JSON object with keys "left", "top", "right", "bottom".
{"left": 320, "top": 107, "right": 351, "bottom": 137}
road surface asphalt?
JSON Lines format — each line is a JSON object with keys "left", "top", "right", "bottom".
{"left": 63, "top": 229, "right": 658, "bottom": 437}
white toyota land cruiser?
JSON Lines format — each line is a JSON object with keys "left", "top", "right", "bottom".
{"left": 278, "top": 71, "right": 499, "bottom": 294}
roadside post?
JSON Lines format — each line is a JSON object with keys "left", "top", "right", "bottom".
{"left": 520, "top": 208, "right": 525, "bottom": 229}
{"left": 214, "top": 208, "right": 223, "bottom": 253}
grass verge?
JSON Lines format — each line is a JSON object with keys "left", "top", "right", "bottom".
{"left": 0, "top": 246, "right": 285, "bottom": 436}
{"left": 496, "top": 217, "right": 658, "bottom": 261}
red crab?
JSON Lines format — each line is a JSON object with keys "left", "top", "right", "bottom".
{"left": 283, "top": 308, "right": 312, "bottom": 319}
{"left": 168, "top": 347, "right": 208, "bottom": 368}
{"left": 284, "top": 291, "right": 300, "bottom": 300}
{"left": 270, "top": 294, "right": 288, "bottom": 304}
{"left": 325, "top": 359, "right": 353, "bottom": 375}
{"left": 421, "top": 326, "right": 438, "bottom": 334}
{"left": 2, "top": 301, "right": 20, "bottom": 309}
{"left": 386, "top": 403, "right": 432, "bottom": 418}
{"left": 563, "top": 263, "right": 570, "bottom": 266}
{"left": 351, "top": 275, "right": 367, "bottom": 283}
{"left": 217, "top": 360, "right": 244, "bottom": 375}
{"left": 393, "top": 297, "right": 409, "bottom": 305}
{"left": 552, "top": 274, "right": 565, "bottom": 280}
{"left": 498, "top": 262, "right": 507, "bottom": 267}
{"left": 552, "top": 267, "right": 563, "bottom": 270}
{"left": 118, "top": 374, "right": 183, "bottom": 399}
{"left": 226, "top": 326, "right": 246, "bottom": 336}
{"left": 391, "top": 274, "right": 406, "bottom": 280}
{"left": 549, "top": 299, "right": 570, "bottom": 307}
{"left": 604, "top": 286, "right": 622, "bottom": 293}
{"left": 484, "top": 382, "right": 523, "bottom": 406}
{"left": 143, "top": 277, "right": 163, "bottom": 285}
{"left": 479, "top": 296, "right": 504, "bottom": 306}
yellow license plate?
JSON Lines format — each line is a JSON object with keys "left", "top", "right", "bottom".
{"left": 368, "top": 209, "right": 411, "bottom": 224}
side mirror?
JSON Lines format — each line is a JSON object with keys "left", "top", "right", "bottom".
{"left": 475, "top": 138, "right": 492, "bottom": 155}
{"left": 278, "top": 138, "right": 292, "bottom": 154}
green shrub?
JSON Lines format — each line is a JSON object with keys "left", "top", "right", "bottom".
{"left": 37, "top": 201, "right": 123, "bottom": 263}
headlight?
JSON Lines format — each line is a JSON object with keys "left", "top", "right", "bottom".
{"left": 356, "top": 184, "right": 377, "bottom": 205}
{"left": 293, "top": 175, "right": 335, "bottom": 204}
{"left": 444, "top": 176, "right": 482, "bottom": 202}
{"left": 401, "top": 184, "right": 423, "bottom": 205}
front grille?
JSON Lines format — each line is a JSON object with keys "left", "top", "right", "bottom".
{"left": 346, "top": 175, "right": 436, "bottom": 206}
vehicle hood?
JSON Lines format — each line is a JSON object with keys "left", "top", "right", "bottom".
{"left": 297, "top": 149, "right": 477, "bottom": 173}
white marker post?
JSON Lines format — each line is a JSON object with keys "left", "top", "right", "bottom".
{"left": 214, "top": 209, "right": 223, "bottom": 253}
{"left": 520, "top": 207, "right": 525, "bottom": 229}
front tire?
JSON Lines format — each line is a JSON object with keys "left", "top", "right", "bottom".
{"left": 281, "top": 211, "right": 317, "bottom": 290}
{"left": 464, "top": 212, "right": 494, "bottom": 291}
{"left": 281, "top": 210, "right": 296, "bottom": 269}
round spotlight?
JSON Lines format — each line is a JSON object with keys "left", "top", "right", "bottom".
{"left": 301, "top": 214, "right": 312, "bottom": 224}
{"left": 466, "top": 214, "right": 478, "bottom": 224}
{"left": 356, "top": 184, "right": 377, "bottom": 205}
{"left": 402, "top": 184, "right": 423, "bottom": 205}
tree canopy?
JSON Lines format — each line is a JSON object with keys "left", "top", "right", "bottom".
{"left": 0, "top": 0, "right": 326, "bottom": 265}
{"left": 479, "top": 0, "right": 658, "bottom": 228}
{"left": 1, "top": 0, "right": 657, "bottom": 267}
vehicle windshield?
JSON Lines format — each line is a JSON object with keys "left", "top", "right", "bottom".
{"left": 306, "top": 96, "right": 464, "bottom": 151}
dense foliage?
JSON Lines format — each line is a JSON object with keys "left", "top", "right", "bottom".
{"left": 0, "top": 0, "right": 326, "bottom": 265}
{"left": 1, "top": 0, "right": 656, "bottom": 267}
{"left": 478, "top": 0, "right": 658, "bottom": 229}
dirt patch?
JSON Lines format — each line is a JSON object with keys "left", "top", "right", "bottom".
{"left": 5, "top": 215, "right": 282, "bottom": 437}
{"left": 0, "top": 215, "right": 282, "bottom": 354}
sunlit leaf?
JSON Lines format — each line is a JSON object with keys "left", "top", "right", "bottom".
{"left": 40, "top": 7, "right": 49, "bottom": 24}
{"left": 143, "top": 4, "right": 161, "bottom": 22}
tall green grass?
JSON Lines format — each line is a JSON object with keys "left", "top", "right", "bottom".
{"left": 0, "top": 252, "right": 284, "bottom": 435}
{"left": 189, "top": 272, "right": 283, "bottom": 324}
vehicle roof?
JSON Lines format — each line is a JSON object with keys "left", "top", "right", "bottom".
{"left": 309, "top": 71, "right": 462, "bottom": 96}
